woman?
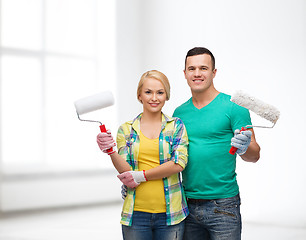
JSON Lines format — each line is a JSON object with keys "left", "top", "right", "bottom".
{"left": 96, "top": 70, "right": 189, "bottom": 240}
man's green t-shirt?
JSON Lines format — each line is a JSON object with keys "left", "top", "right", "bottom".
{"left": 173, "top": 93, "right": 252, "bottom": 199}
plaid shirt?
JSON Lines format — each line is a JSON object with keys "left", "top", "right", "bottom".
{"left": 116, "top": 113, "right": 189, "bottom": 226}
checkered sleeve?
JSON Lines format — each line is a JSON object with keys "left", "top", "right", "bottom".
{"left": 116, "top": 124, "right": 133, "bottom": 170}
{"left": 171, "top": 118, "right": 188, "bottom": 169}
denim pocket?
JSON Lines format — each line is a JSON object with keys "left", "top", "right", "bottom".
{"left": 213, "top": 195, "right": 241, "bottom": 220}
{"left": 214, "top": 195, "right": 240, "bottom": 208}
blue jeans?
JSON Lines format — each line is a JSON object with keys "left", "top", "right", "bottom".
{"left": 183, "top": 194, "right": 242, "bottom": 240}
{"left": 122, "top": 211, "right": 185, "bottom": 240}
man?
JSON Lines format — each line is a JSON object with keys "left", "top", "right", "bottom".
{"left": 173, "top": 47, "right": 260, "bottom": 240}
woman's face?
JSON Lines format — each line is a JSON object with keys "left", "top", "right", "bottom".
{"left": 138, "top": 77, "right": 167, "bottom": 114}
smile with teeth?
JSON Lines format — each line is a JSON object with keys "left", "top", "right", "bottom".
{"left": 149, "top": 103, "right": 159, "bottom": 107}
{"left": 193, "top": 79, "right": 203, "bottom": 82}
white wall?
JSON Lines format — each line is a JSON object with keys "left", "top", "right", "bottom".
{"left": 0, "top": 0, "right": 120, "bottom": 213}
{"left": 116, "top": 0, "right": 306, "bottom": 227}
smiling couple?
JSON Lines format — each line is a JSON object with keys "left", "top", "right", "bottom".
{"left": 96, "top": 47, "right": 260, "bottom": 240}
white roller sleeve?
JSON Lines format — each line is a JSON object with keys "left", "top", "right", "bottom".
{"left": 74, "top": 91, "right": 114, "bottom": 115}
{"left": 231, "top": 91, "right": 280, "bottom": 124}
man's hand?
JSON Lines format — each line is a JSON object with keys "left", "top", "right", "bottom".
{"left": 231, "top": 129, "right": 252, "bottom": 155}
{"left": 117, "top": 171, "right": 147, "bottom": 188}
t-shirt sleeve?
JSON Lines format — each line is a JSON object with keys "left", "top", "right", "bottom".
{"left": 230, "top": 103, "right": 252, "bottom": 131}
{"left": 172, "top": 108, "right": 179, "bottom": 118}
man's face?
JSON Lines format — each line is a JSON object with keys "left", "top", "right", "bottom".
{"left": 184, "top": 54, "right": 217, "bottom": 94}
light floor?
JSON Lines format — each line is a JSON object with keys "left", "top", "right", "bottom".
{"left": 0, "top": 203, "right": 305, "bottom": 240}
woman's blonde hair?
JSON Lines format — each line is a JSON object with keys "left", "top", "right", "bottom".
{"left": 137, "top": 70, "right": 170, "bottom": 103}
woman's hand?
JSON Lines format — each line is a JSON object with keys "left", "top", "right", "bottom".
{"left": 96, "top": 130, "right": 116, "bottom": 155}
{"left": 117, "top": 171, "right": 147, "bottom": 188}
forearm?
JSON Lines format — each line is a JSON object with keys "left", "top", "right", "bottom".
{"left": 109, "top": 152, "right": 131, "bottom": 173}
{"left": 240, "top": 141, "right": 260, "bottom": 162}
{"left": 145, "top": 161, "right": 183, "bottom": 181}
{"left": 117, "top": 160, "right": 184, "bottom": 189}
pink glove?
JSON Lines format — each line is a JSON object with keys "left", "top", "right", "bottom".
{"left": 96, "top": 130, "right": 116, "bottom": 155}
{"left": 117, "top": 171, "right": 147, "bottom": 188}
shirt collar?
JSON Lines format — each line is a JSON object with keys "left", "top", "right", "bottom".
{"left": 130, "top": 112, "right": 174, "bottom": 133}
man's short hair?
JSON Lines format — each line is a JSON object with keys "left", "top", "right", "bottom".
{"left": 185, "top": 47, "right": 215, "bottom": 70}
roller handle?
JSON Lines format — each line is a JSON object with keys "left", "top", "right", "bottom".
{"left": 99, "top": 124, "right": 114, "bottom": 154}
{"left": 229, "top": 127, "right": 247, "bottom": 155}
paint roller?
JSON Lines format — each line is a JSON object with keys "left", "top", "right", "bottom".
{"left": 229, "top": 90, "right": 280, "bottom": 155}
{"left": 74, "top": 91, "right": 115, "bottom": 154}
